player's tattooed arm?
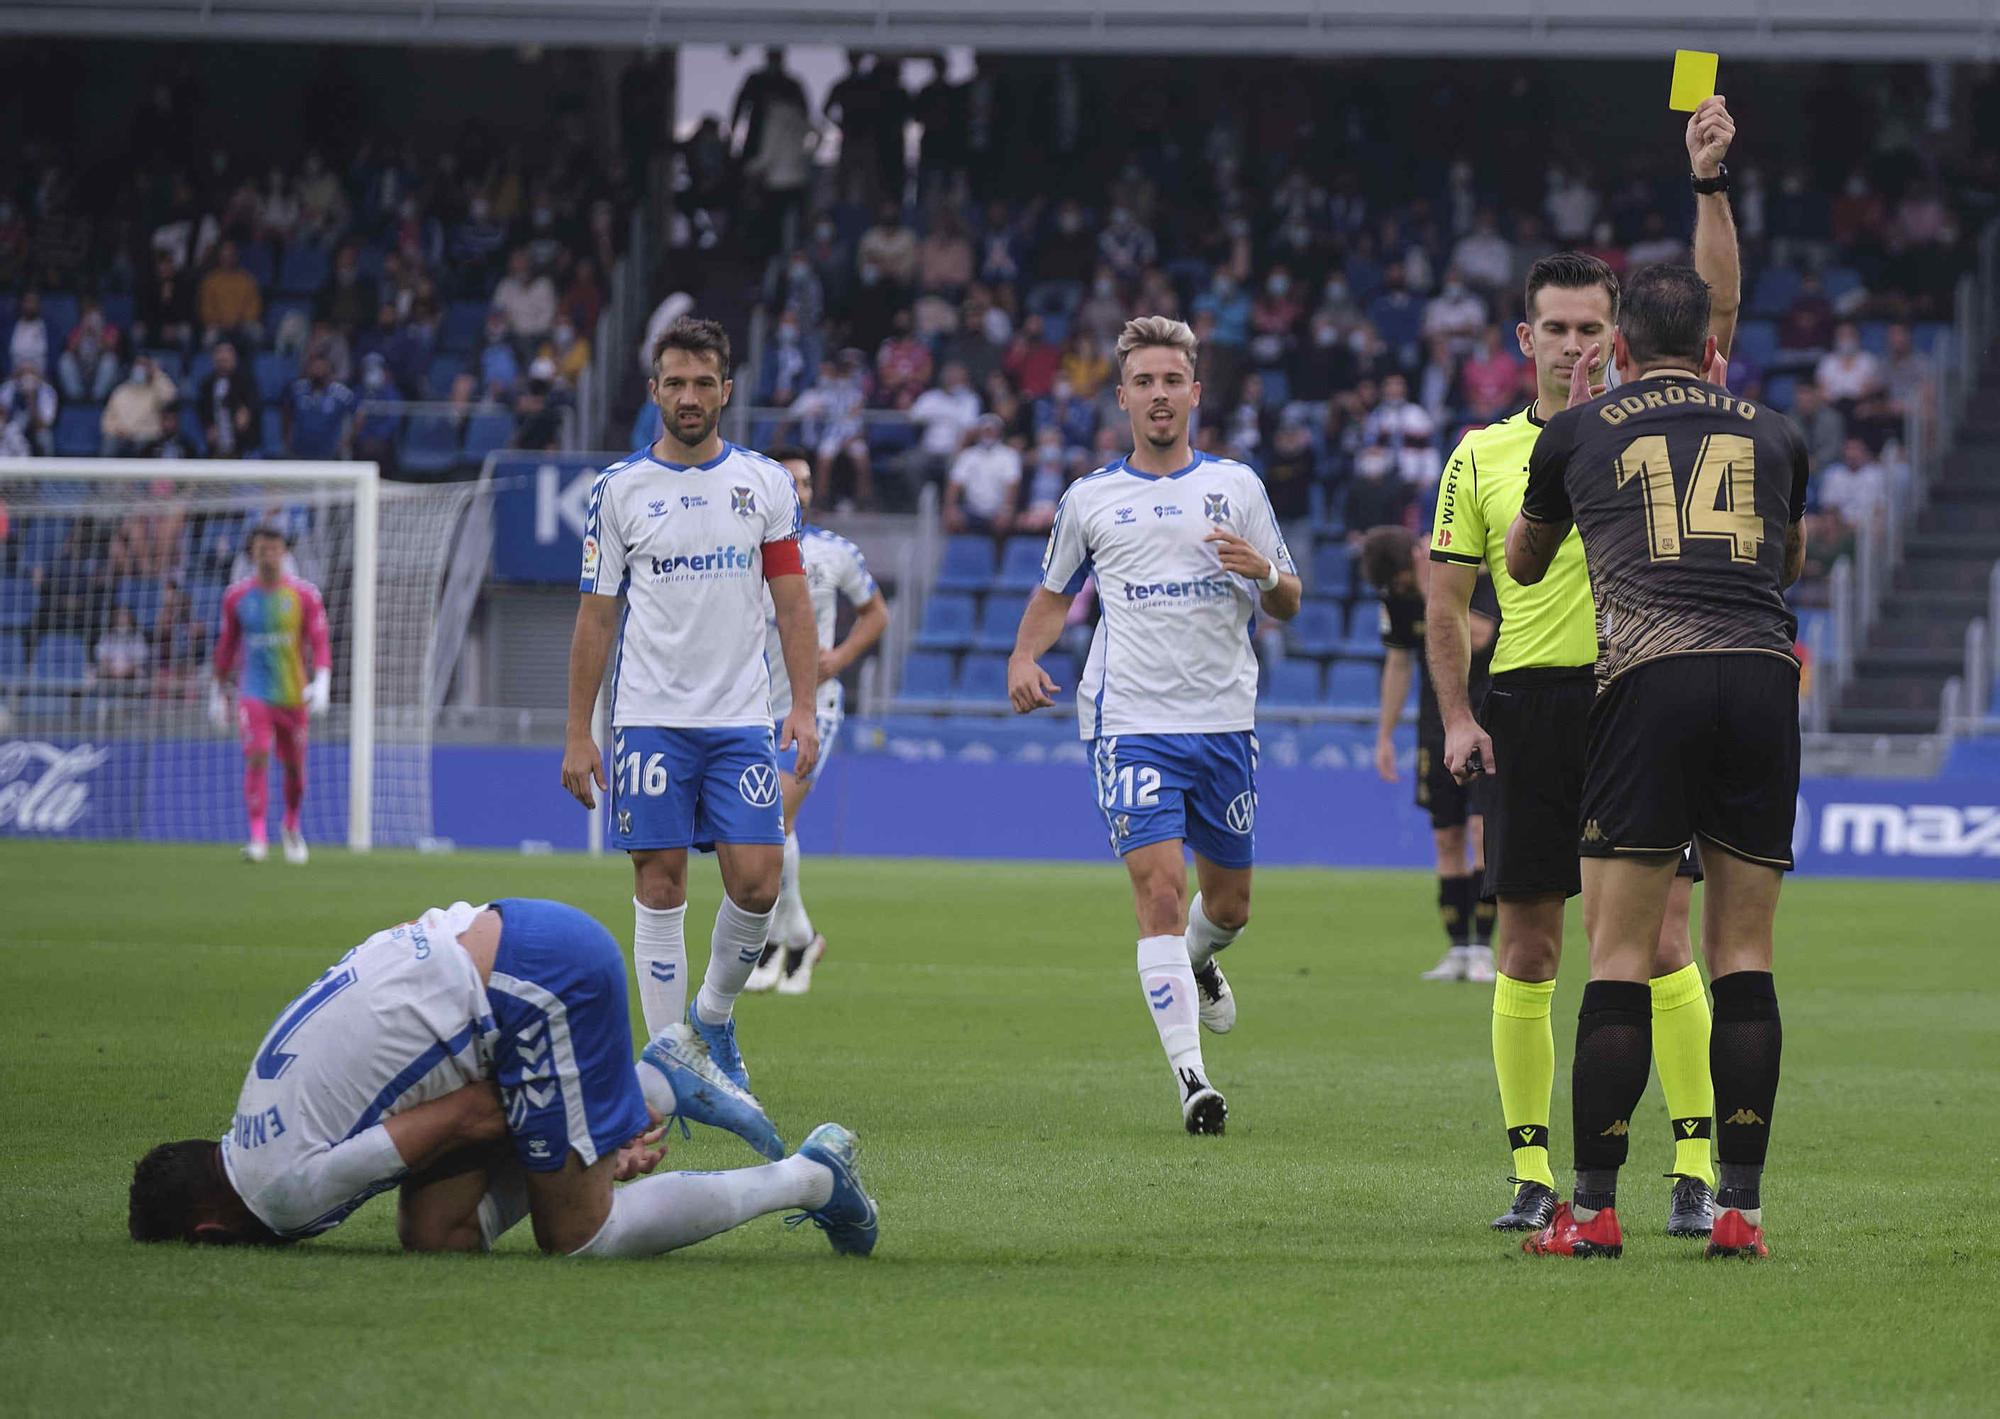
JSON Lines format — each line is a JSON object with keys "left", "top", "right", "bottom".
{"left": 1782, "top": 520, "right": 1808, "bottom": 589}
{"left": 1505, "top": 511, "right": 1571, "bottom": 586}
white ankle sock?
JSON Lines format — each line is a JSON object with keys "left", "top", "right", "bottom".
{"left": 1137, "top": 934, "right": 1204, "bottom": 1077}
{"left": 773, "top": 829, "right": 814, "bottom": 950}
{"left": 573, "top": 1155, "right": 833, "bottom": 1257}
{"left": 632, "top": 898, "right": 687, "bottom": 1035}
{"left": 1184, "top": 892, "right": 1241, "bottom": 972}
{"left": 476, "top": 1163, "right": 530, "bottom": 1249}
{"left": 695, "top": 895, "right": 775, "bottom": 1026}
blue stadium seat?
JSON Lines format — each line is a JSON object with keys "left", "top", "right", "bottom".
{"left": 188, "top": 581, "right": 227, "bottom": 631}
{"left": 1822, "top": 266, "right": 1864, "bottom": 306}
{"left": 260, "top": 406, "right": 285, "bottom": 456}
{"left": 1858, "top": 321, "right": 1890, "bottom": 356}
{"left": 1257, "top": 368, "right": 1290, "bottom": 409}
{"left": 1748, "top": 267, "right": 1801, "bottom": 318}
{"left": 462, "top": 409, "right": 515, "bottom": 462}
{"left": 1914, "top": 322, "right": 1950, "bottom": 355}
{"left": 1324, "top": 659, "right": 1381, "bottom": 707}
{"left": 113, "top": 578, "right": 165, "bottom": 629}
{"left": 1765, "top": 374, "right": 1799, "bottom": 411}
{"left": 952, "top": 653, "right": 1010, "bottom": 702}
{"left": 993, "top": 535, "right": 1047, "bottom": 593}
{"left": 254, "top": 352, "right": 298, "bottom": 402}
{"left": 54, "top": 406, "right": 101, "bottom": 457}
{"left": 400, "top": 411, "right": 464, "bottom": 476}
{"left": 935, "top": 535, "right": 998, "bottom": 593}
{"left": 972, "top": 594, "right": 1023, "bottom": 652}
{"left": 440, "top": 301, "right": 489, "bottom": 354}
{"left": 142, "top": 349, "right": 184, "bottom": 381}
{"left": 0, "top": 630, "right": 24, "bottom": 681}
{"left": 914, "top": 593, "right": 977, "bottom": 652}
{"left": 278, "top": 243, "right": 331, "bottom": 296}
{"left": 1732, "top": 319, "right": 1779, "bottom": 370}
{"left": 1260, "top": 659, "right": 1322, "bottom": 706}
{"left": 179, "top": 402, "right": 208, "bottom": 455}
{"left": 427, "top": 352, "right": 469, "bottom": 397}
{"left": 899, "top": 651, "right": 956, "bottom": 699}
{"left": 1794, "top": 608, "right": 1831, "bottom": 656}
{"left": 1286, "top": 600, "right": 1345, "bottom": 657}
{"left": 31, "top": 633, "right": 88, "bottom": 683}
{"left": 266, "top": 297, "right": 313, "bottom": 343}
{"left": 1040, "top": 313, "right": 1071, "bottom": 346}
{"left": 18, "top": 517, "right": 69, "bottom": 569}
{"left": 1039, "top": 652, "right": 1079, "bottom": 703}
{"left": 239, "top": 243, "right": 278, "bottom": 290}
{"left": 1336, "top": 629, "right": 1386, "bottom": 663}
{"left": 38, "top": 293, "right": 80, "bottom": 347}
{"left": 101, "top": 293, "right": 135, "bottom": 331}
{"left": 184, "top": 348, "right": 216, "bottom": 397}
{"left": 0, "top": 576, "right": 38, "bottom": 629}
{"left": 1311, "top": 541, "right": 1352, "bottom": 598}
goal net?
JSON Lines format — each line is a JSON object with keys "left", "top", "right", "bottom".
{"left": 0, "top": 460, "right": 484, "bottom": 851}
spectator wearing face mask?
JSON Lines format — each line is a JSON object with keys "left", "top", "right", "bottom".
{"left": 1192, "top": 270, "right": 1251, "bottom": 348}
{"left": 1815, "top": 321, "right": 1882, "bottom": 413}
{"left": 536, "top": 316, "right": 591, "bottom": 389}
{"left": 875, "top": 309, "right": 933, "bottom": 410}
{"left": 1016, "top": 427, "right": 1072, "bottom": 534}
{"left": 1421, "top": 268, "right": 1487, "bottom": 354}
{"left": 1097, "top": 206, "right": 1156, "bottom": 281}
{"left": 99, "top": 356, "right": 179, "bottom": 457}
{"left": 0, "top": 359, "right": 58, "bottom": 457}
{"left": 59, "top": 297, "right": 124, "bottom": 403}
{"left": 450, "top": 197, "right": 510, "bottom": 295}
{"left": 905, "top": 361, "right": 982, "bottom": 486}
{"left": 198, "top": 241, "right": 264, "bottom": 349}
{"left": 1359, "top": 372, "right": 1437, "bottom": 487}
{"left": 943, "top": 414, "right": 1020, "bottom": 535}
{"left": 491, "top": 248, "right": 557, "bottom": 348}
{"left": 198, "top": 341, "right": 261, "bottom": 458}
{"left": 1249, "top": 268, "right": 1304, "bottom": 371}
{"left": 282, "top": 353, "right": 359, "bottom": 460}
{"left": 9, "top": 290, "right": 50, "bottom": 374}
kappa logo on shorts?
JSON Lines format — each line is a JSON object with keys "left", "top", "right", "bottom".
{"left": 1225, "top": 791, "right": 1256, "bottom": 835}
{"left": 1598, "top": 1119, "right": 1630, "bottom": 1137}
{"left": 1582, "top": 819, "right": 1606, "bottom": 843}
{"left": 738, "top": 762, "right": 779, "bottom": 807}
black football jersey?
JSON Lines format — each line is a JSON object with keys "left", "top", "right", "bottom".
{"left": 1521, "top": 374, "right": 1809, "bottom": 687}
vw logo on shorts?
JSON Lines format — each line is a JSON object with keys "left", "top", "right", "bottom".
{"left": 738, "top": 763, "right": 780, "bottom": 807}
{"left": 1225, "top": 791, "right": 1256, "bottom": 835}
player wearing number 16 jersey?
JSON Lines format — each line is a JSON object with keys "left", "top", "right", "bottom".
{"left": 1007, "top": 316, "right": 1301, "bottom": 1135}
{"left": 1509, "top": 264, "right": 1808, "bottom": 1260}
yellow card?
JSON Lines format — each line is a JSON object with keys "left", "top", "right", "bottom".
{"left": 1670, "top": 50, "right": 1718, "bottom": 112}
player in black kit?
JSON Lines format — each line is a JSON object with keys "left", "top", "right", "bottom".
{"left": 1506, "top": 264, "right": 1808, "bottom": 1262}
{"left": 1361, "top": 526, "right": 1500, "bottom": 982}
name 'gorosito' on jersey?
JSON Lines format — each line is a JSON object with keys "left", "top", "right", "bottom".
{"left": 1521, "top": 374, "right": 1811, "bottom": 687}
{"left": 582, "top": 442, "right": 804, "bottom": 728}
{"left": 764, "top": 525, "right": 879, "bottom": 721}
{"left": 219, "top": 903, "right": 494, "bottom": 1238}
{"left": 1041, "top": 452, "right": 1296, "bottom": 739}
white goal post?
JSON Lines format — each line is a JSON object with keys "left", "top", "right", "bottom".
{"left": 0, "top": 459, "right": 482, "bottom": 851}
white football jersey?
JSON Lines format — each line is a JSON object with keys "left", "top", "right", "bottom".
{"left": 219, "top": 903, "right": 494, "bottom": 1238}
{"left": 764, "top": 525, "right": 879, "bottom": 720}
{"left": 1041, "top": 452, "right": 1295, "bottom": 739}
{"left": 582, "top": 442, "right": 805, "bottom": 728}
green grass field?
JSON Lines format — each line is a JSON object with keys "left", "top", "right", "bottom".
{"left": 3, "top": 843, "right": 1996, "bottom": 1416}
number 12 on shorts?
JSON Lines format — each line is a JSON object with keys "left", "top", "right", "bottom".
{"left": 1111, "top": 765, "right": 1161, "bottom": 808}
{"left": 618, "top": 750, "right": 669, "bottom": 797}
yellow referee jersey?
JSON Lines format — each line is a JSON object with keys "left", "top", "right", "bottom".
{"left": 1428, "top": 404, "right": 1596, "bottom": 676}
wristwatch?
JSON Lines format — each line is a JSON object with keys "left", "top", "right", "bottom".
{"left": 1690, "top": 164, "right": 1730, "bottom": 195}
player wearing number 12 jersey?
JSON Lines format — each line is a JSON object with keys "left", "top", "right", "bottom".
{"left": 1007, "top": 316, "right": 1301, "bottom": 1135}
{"left": 1509, "top": 264, "right": 1808, "bottom": 1260}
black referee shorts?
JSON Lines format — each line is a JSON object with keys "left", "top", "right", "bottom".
{"left": 1581, "top": 652, "right": 1802, "bottom": 870}
{"left": 1478, "top": 667, "right": 1594, "bottom": 900}
{"left": 1416, "top": 733, "right": 1482, "bottom": 831}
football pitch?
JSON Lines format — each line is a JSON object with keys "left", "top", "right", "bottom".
{"left": 3, "top": 843, "right": 1995, "bottom": 1416}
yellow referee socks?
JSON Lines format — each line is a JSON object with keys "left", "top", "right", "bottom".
{"left": 1650, "top": 963, "right": 1717, "bottom": 1188}
{"left": 1492, "top": 973, "right": 1557, "bottom": 1189}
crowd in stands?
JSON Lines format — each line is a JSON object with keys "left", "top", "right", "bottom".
{"left": 2, "top": 104, "right": 626, "bottom": 477}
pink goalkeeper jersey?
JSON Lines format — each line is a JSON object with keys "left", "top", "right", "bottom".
{"left": 216, "top": 575, "right": 330, "bottom": 709}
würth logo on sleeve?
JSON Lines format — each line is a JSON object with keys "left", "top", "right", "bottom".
{"left": 731, "top": 486, "right": 757, "bottom": 516}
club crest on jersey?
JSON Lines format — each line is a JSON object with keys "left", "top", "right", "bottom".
{"left": 1115, "top": 507, "right": 1137, "bottom": 525}
{"left": 731, "top": 486, "right": 757, "bottom": 516}
{"left": 647, "top": 499, "right": 669, "bottom": 517}
{"left": 1203, "top": 493, "right": 1231, "bottom": 522}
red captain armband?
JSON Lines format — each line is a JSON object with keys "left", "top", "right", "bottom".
{"left": 762, "top": 539, "right": 804, "bottom": 579}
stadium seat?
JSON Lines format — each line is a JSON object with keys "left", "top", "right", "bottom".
{"left": 1795, "top": 608, "right": 1831, "bottom": 657}
{"left": 278, "top": 243, "right": 331, "bottom": 296}
{"left": 18, "top": 517, "right": 69, "bottom": 569}
{"left": 914, "top": 592, "right": 977, "bottom": 652}
{"left": 1858, "top": 320, "right": 1890, "bottom": 356}
{"left": 1260, "top": 659, "right": 1322, "bottom": 705}
{"left": 0, "top": 630, "right": 24, "bottom": 680}
{"left": 1765, "top": 374, "right": 1799, "bottom": 411}
{"left": 1039, "top": 652, "right": 1080, "bottom": 703}
{"left": 400, "top": 411, "right": 464, "bottom": 476}
{"left": 31, "top": 633, "right": 88, "bottom": 684}
{"left": 38, "top": 293, "right": 80, "bottom": 346}
{"left": 254, "top": 352, "right": 298, "bottom": 402}
{"left": 427, "top": 352, "right": 469, "bottom": 397}
{"left": 1732, "top": 319, "right": 1779, "bottom": 370}
{"left": 260, "top": 406, "right": 285, "bottom": 456}
{"left": 935, "top": 535, "right": 998, "bottom": 593}
{"left": 972, "top": 594, "right": 1024, "bottom": 652}
{"left": 952, "top": 653, "right": 1010, "bottom": 703}
{"left": 142, "top": 349, "right": 184, "bottom": 381}
{"left": 462, "top": 409, "right": 515, "bottom": 462}
{"left": 993, "top": 536, "right": 1047, "bottom": 592}
{"left": 1337, "top": 628, "right": 1387, "bottom": 663}
{"left": 1822, "top": 266, "right": 1865, "bottom": 306}
{"left": 1747, "top": 267, "right": 1801, "bottom": 318}
{"left": 1257, "top": 369, "right": 1290, "bottom": 408}
{"left": 113, "top": 578, "right": 165, "bottom": 629}
{"left": 0, "top": 576, "right": 38, "bottom": 629}
{"left": 1286, "top": 600, "right": 1345, "bottom": 657}
{"left": 239, "top": 243, "right": 278, "bottom": 290}
{"left": 188, "top": 581, "right": 227, "bottom": 631}
{"left": 1311, "top": 541, "right": 1352, "bottom": 598}
{"left": 266, "top": 298, "right": 313, "bottom": 343}
{"left": 101, "top": 293, "right": 135, "bottom": 331}
{"left": 1324, "top": 659, "right": 1381, "bottom": 707}
{"left": 440, "top": 301, "right": 489, "bottom": 354}
{"left": 54, "top": 406, "right": 102, "bottom": 457}
{"left": 898, "top": 651, "right": 956, "bottom": 699}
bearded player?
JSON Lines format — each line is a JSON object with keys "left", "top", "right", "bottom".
{"left": 1008, "top": 315, "right": 1300, "bottom": 1134}
{"left": 212, "top": 525, "right": 330, "bottom": 865}
{"left": 745, "top": 445, "right": 890, "bottom": 996}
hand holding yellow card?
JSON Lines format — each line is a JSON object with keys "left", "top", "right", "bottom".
{"left": 1670, "top": 50, "right": 1718, "bottom": 112}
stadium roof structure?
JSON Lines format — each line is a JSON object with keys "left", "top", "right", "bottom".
{"left": 7, "top": 0, "right": 2000, "bottom": 60}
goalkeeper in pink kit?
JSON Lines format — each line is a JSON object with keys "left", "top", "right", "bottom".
{"left": 213, "top": 525, "right": 331, "bottom": 863}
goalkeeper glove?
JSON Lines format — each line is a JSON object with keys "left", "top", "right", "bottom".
{"left": 306, "top": 668, "right": 331, "bottom": 717}
{"left": 208, "top": 684, "right": 232, "bottom": 731}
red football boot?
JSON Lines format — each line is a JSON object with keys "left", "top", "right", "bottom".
{"left": 1704, "top": 1208, "right": 1769, "bottom": 1259}
{"left": 1521, "top": 1201, "right": 1624, "bottom": 1258}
